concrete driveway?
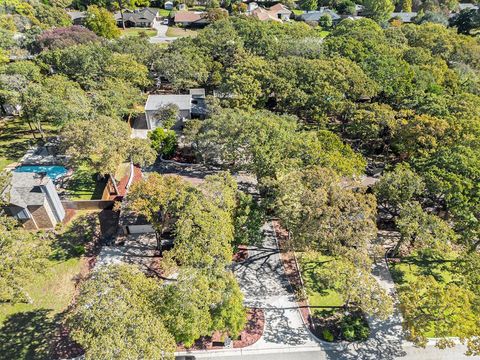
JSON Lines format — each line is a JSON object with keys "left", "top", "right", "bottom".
{"left": 149, "top": 24, "right": 177, "bottom": 44}
{"left": 233, "top": 222, "right": 318, "bottom": 350}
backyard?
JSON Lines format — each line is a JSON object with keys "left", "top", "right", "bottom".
{"left": 0, "top": 118, "right": 56, "bottom": 172}
{"left": 0, "top": 211, "right": 102, "bottom": 359}
{"left": 63, "top": 166, "right": 106, "bottom": 200}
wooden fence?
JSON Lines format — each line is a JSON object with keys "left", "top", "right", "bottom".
{"left": 61, "top": 200, "right": 115, "bottom": 210}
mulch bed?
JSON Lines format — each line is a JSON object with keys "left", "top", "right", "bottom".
{"left": 177, "top": 308, "right": 265, "bottom": 351}
{"left": 169, "top": 150, "right": 197, "bottom": 164}
{"left": 232, "top": 245, "right": 249, "bottom": 262}
{"left": 272, "top": 220, "right": 312, "bottom": 332}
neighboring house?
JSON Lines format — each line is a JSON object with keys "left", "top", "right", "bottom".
{"left": 457, "top": 3, "right": 479, "bottom": 11}
{"left": 144, "top": 89, "right": 207, "bottom": 130}
{"left": 1, "top": 104, "right": 21, "bottom": 116}
{"left": 250, "top": 3, "right": 292, "bottom": 21}
{"left": 67, "top": 10, "right": 86, "bottom": 25}
{"left": 164, "top": 1, "right": 174, "bottom": 10}
{"left": 390, "top": 12, "right": 418, "bottom": 23}
{"left": 115, "top": 8, "right": 159, "bottom": 28}
{"left": 298, "top": 8, "right": 342, "bottom": 23}
{"left": 173, "top": 10, "right": 209, "bottom": 26}
{"left": 2, "top": 172, "right": 65, "bottom": 230}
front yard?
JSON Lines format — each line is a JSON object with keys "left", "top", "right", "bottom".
{"left": 166, "top": 26, "right": 198, "bottom": 38}
{"left": 120, "top": 28, "right": 157, "bottom": 38}
{"left": 298, "top": 252, "right": 370, "bottom": 342}
{"left": 389, "top": 251, "right": 460, "bottom": 338}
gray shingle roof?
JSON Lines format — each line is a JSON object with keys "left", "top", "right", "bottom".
{"left": 145, "top": 94, "right": 192, "bottom": 111}
{"left": 115, "top": 8, "right": 158, "bottom": 23}
{"left": 4, "top": 172, "right": 51, "bottom": 208}
{"left": 299, "top": 9, "right": 341, "bottom": 21}
{"left": 391, "top": 12, "right": 418, "bottom": 22}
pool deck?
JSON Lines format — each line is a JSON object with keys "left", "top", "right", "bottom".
{"left": 19, "top": 146, "right": 68, "bottom": 166}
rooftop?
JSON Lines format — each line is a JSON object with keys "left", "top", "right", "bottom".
{"left": 145, "top": 94, "right": 192, "bottom": 111}
{"left": 3, "top": 172, "right": 52, "bottom": 208}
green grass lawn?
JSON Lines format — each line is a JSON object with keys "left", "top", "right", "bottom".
{"left": 0, "top": 118, "right": 57, "bottom": 172}
{"left": 166, "top": 26, "right": 198, "bottom": 38}
{"left": 389, "top": 251, "right": 460, "bottom": 338}
{"left": 298, "top": 252, "right": 343, "bottom": 307}
{"left": 292, "top": 9, "right": 305, "bottom": 15}
{"left": 0, "top": 212, "right": 100, "bottom": 358}
{"left": 120, "top": 28, "right": 157, "bottom": 38}
{"left": 64, "top": 165, "right": 106, "bottom": 200}
{"left": 389, "top": 251, "right": 459, "bottom": 286}
{"left": 158, "top": 8, "right": 171, "bottom": 16}
{"left": 319, "top": 30, "right": 330, "bottom": 38}
{"left": 0, "top": 258, "right": 84, "bottom": 325}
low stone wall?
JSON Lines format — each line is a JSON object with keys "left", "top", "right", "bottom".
{"left": 61, "top": 200, "right": 115, "bottom": 210}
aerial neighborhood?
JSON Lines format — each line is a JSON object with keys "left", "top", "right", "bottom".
{"left": 1, "top": 0, "right": 480, "bottom": 359}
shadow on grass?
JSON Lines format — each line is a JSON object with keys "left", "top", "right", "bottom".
{"left": 52, "top": 210, "right": 119, "bottom": 261}
{"left": 51, "top": 213, "right": 100, "bottom": 261}
{"left": 390, "top": 252, "right": 458, "bottom": 285}
{"left": 301, "top": 259, "right": 335, "bottom": 297}
{"left": 0, "top": 309, "right": 56, "bottom": 360}
{"left": 64, "top": 170, "right": 106, "bottom": 200}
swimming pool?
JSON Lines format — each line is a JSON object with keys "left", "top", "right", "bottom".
{"left": 14, "top": 165, "right": 69, "bottom": 181}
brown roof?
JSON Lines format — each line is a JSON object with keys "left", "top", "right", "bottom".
{"left": 252, "top": 7, "right": 281, "bottom": 21}
{"left": 269, "top": 3, "right": 291, "bottom": 13}
{"left": 174, "top": 10, "right": 206, "bottom": 23}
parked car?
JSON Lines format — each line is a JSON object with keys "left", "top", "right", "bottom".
{"left": 175, "top": 356, "right": 195, "bottom": 360}
{"left": 163, "top": 18, "right": 169, "bottom": 25}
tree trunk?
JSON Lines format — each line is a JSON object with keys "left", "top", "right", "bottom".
{"left": 36, "top": 120, "right": 45, "bottom": 141}
{"left": 26, "top": 120, "right": 37, "bottom": 139}
{"left": 155, "top": 231, "right": 163, "bottom": 254}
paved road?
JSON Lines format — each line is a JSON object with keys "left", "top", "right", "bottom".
{"left": 193, "top": 344, "right": 475, "bottom": 360}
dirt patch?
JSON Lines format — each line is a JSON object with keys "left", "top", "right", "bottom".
{"left": 177, "top": 308, "right": 264, "bottom": 351}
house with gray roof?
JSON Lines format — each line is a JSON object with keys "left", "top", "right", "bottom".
{"left": 144, "top": 89, "right": 207, "bottom": 131}
{"left": 115, "top": 8, "right": 159, "bottom": 28}
{"left": 390, "top": 12, "right": 418, "bottom": 23}
{"left": 2, "top": 172, "right": 65, "bottom": 230}
{"left": 67, "top": 10, "right": 86, "bottom": 25}
{"left": 298, "top": 8, "right": 342, "bottom": 24}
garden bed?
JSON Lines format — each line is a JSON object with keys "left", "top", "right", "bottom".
{"left": 273, "top": 220, "right": 371, "bottom": 343}
{"left": 310, "top": 309, "right": 370, "bottom": 342}
{"left": 176, "top": 308, "right": 264, "bottom": 350}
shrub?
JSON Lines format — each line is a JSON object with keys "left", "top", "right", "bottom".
{"left": 341, "top": 315, "right": 370, "bottom": 341}
{"left": 322, "top": 329, "right": 334, "bottom": 342}
{"left": 148, "top": 128, "right": 177, "bottom": 158}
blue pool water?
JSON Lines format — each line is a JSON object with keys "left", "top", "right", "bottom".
{"left": 14, "top": 165, "right": 68, "bottom": 181}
